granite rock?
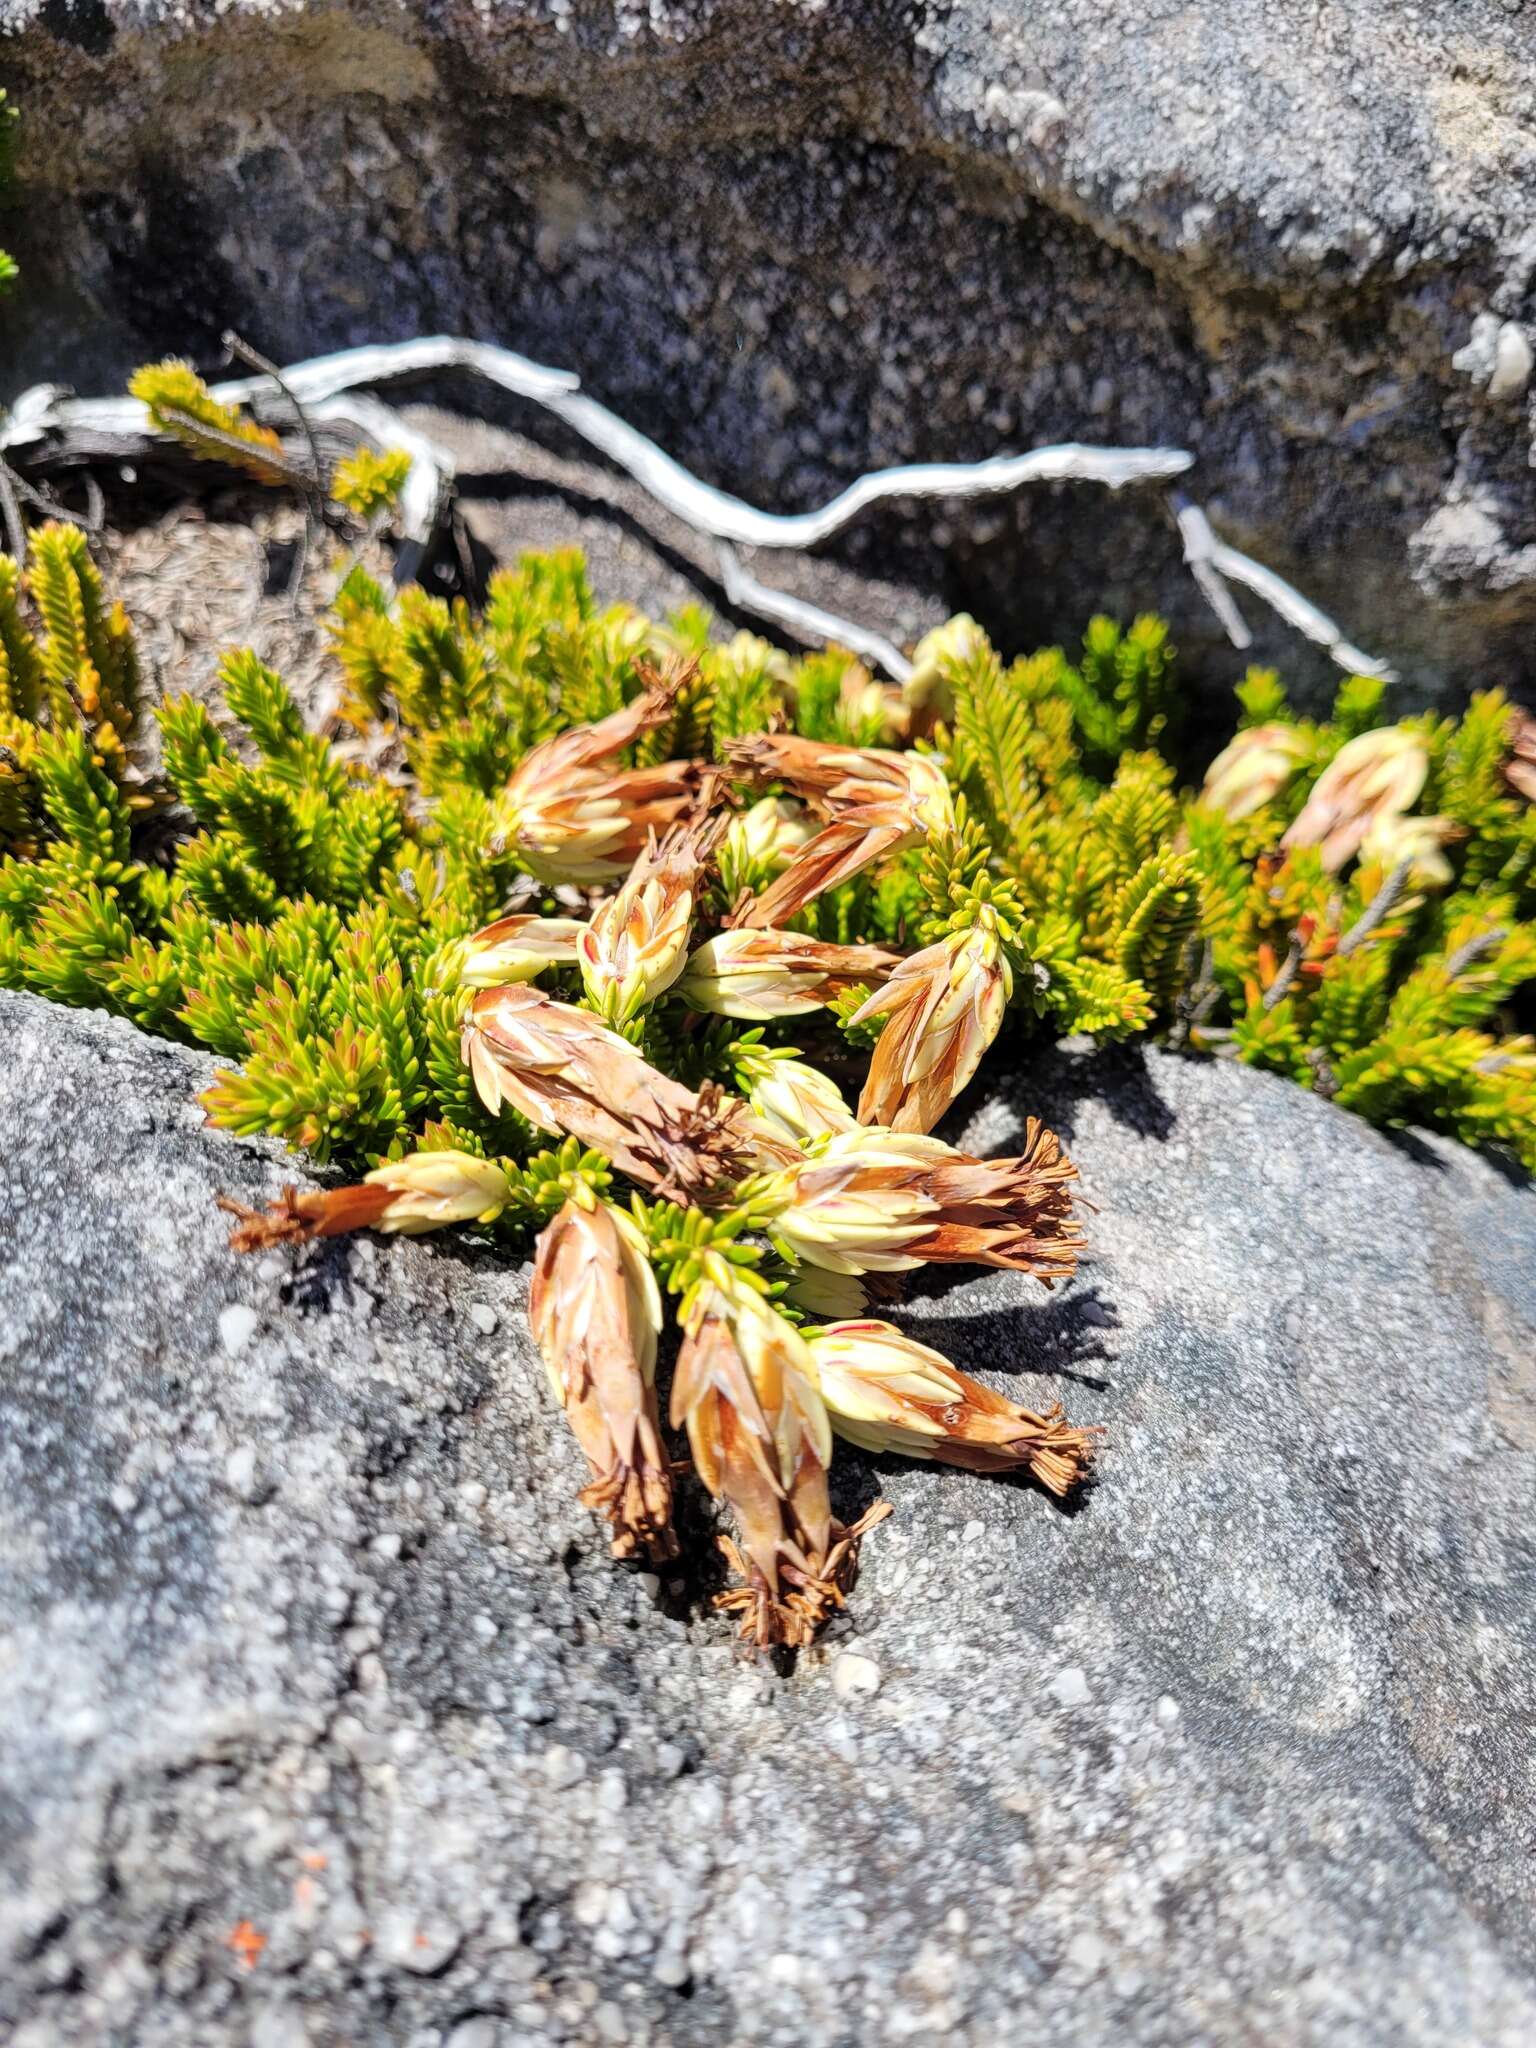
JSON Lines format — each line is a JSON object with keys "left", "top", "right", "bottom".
{"left": 6, "top": 2, "right": 1536, "bottom": 703}
{"left": 3, "top": 985, "right": 1535, "bottom": 2044}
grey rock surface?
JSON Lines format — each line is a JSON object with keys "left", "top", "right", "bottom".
{"left": 5, "top": 1, "right": 1536, "bottom": 705}
{"left": 3, "top": 984, "right": 1536, "bottom": 2045}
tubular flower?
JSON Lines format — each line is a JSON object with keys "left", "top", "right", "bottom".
{"left": 221, "top": 1149, "right": 512, "bottom": 1250}
{"left": 1199, "top": 722, "right": 1311, "bottom": 822}
{"left": 530, "top": 1195, "right": 676, "bottom": 1562}
{"left": 765, "top": 1125, "right": 1084, "bottom": 1280}
{"left": 497, "top": 668, "right": 703, "bottom": 884}
{"left": 669, "top": 1260, "right": 886, "bottom": 1649}
{"left": 851, "top": 907, "right": 1013, "bottom": 1134}
{"left": 724, "top": 734, "right": 955, "bottom": 927}
{"left": 675, "top": 928, "right": 902, "bottom": 1020}
{"left": 805, "top": 1319, "right": 1098, "bottom": 1497}
{"left": 731, "top": 1041, "right": 859, "bottom": 1142}
{"left": 456, "top": 913, "right": 587, "bottom": 989}
{"left": 579, "top": 813, "right": 725, "bottom": 1024}
{"left": 1281, "top": 727, "right": 1429, "bottom": 871}
{"left": 464, "top": 985, "right": 795, "bottom": 1197}
{"left": 1358, "top": 811, "right": 1456, "bottom": 890}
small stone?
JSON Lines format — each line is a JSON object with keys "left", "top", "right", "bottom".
{"left": 224, "top": 1444, "right": 262, "bottom": 1501}
{"left": 961, "top": 1519, "right": 985, "bottom": 1544}
{"left": 543, "top": 1743, "right": 586, "bottom": 1788}
{"left": 217, "top": 1302, "right": 260, "bottom": 1358}
{"left": 832, "top": 1652, "right": 882, "bottom": 1699}
{"left": 1156, "top": 1695, "right": 1181, "bottom": 1728}
{"left": 467, "top": 1303, "right": 499, "bottom": 1336}
{"left": 444, "top": 2022, "right": 499, "bottom": 2048}
{"left": 1488, "top": 322, "right": 1533, "bottom": 400}
{"left": 1050, "top": 1666, "right": 1091, "bottom": 1709}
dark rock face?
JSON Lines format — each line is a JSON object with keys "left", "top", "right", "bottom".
{"left": 3, "top": 984, "right": 1535, "bottom": 2045}
{"left": 5, "top": 2, "right": 1536, "bottom": 706}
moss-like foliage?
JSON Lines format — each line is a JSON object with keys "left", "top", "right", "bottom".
{"left": 2, "top": 525, "right": 1533, "bottom": 1189}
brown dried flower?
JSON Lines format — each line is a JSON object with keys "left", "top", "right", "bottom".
{"left": 498, "top": 664, "right": 703, "bottom": 883}
{"left": 464, "top": 985, "right": 795, "bottom": 1197}
{"left": 1504, "top": 712, "right": 1536, "bottom": 806}
{"left": 530, "top": 1195, "right": 676, "bottom": 1562}
{"left": 805, "top": 1319, "right": 1097, "bottom": 1496}
{"left": 851, "top": 908, "right": 1012, "bottom": 1133}
{"left": 578, "top": 812, "right": 725, "bottom": 1024}
{"left": 220, "top": 1150, "right": 511, "bottom": 1251}
{"left": 724, "top": 734, "right": 954, "bottom": 927}
{"left": 766, "top": 1125, "right": 1084, "bottom": 1280}
{"left": 670, "top": 1262, "right": 888, "bottom": 1649}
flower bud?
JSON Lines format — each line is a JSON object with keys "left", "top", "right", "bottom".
{"left": 1199, "top": 723, "right": 1310, "bottom": 822}
{"left": 731, "top": 1041, "right": 858, "bottom": 1142}
{"left": 1282, "top": 727, "right": 1429, "bottom": 871}
{"left": 805, "top": 1319, "right": 1097, "bottom": 1496}
{"left": 675, "top": 929, "right": 901, "bottom": 1020}
{"left": 457, "top": 913, "right": 587, "bottom": 989}
{"left": 902, "top": 613, "right": 987, "bottom": 723}
{"left": 530, "top": 1196, "right": 676, "bottom": 1561}
{"left": 852, "top": 908, "right": 1012, "bottom": 1133}
{"left": 578, "top": 815, "right": 721, "bottom": 1023}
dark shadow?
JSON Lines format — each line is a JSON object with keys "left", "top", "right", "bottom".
{"left": 937, "top": 1037, "right": 1178, "bottom": 1153}
{"left": 892, "top": 1284, "right": 1120, "bottom": 1392}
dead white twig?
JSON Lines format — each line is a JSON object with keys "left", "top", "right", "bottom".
{"left": 1172, "top": 491, "right": 1396, "bottom": 681}
{"left": 715, "top": 544, "right": 915, "bottom": 682}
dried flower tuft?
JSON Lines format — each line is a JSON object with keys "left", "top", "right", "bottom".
{"left": 578, "top": 811, "right": 725, "bottom": 1024}
{"left": 220, "top": 1150, "right": 510, "bottom": 1250}
{"left": 497, "top": 663, "right": 703, "bottom": 883}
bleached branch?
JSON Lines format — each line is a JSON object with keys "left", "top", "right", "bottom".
{"left": 715, "top": 544, "right": 915, "bottom": 682}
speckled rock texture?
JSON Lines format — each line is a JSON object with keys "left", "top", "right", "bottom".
{"left": 6, "top": 1, "right": 1536, "bottom": 705}
{"left": 3, "top": 984, "right": 1535, "bottom": 2046}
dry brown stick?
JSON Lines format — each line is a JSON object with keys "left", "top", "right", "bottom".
{"left": 223, "top": 328, "right": 327, "bottom": 491}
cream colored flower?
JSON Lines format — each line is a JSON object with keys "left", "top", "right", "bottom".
{"left": 902, "top": 613, "right": 987, "bottom": 724}
{"left": 725, "top": 735, "right": 955, "bottom": 927}
{"left": 1200, "top": 722, "right": 1311, "bottom": 822}
{"left": 1358, "top": 812, "right": 1456, "bottom": 890}
{"left": 578, "top": 815, "right": 722, "bottom": 1023}
{"left": 852, "top": 908, "right": 1012, "bottom": 1133}
{"left": 530, "top": 1195, "right": 676, "bottom": 1562}
{"left": 497, "top": 667, "right": 702, "bottom": 884}
{"left": 669, "top": 1258, "right": 882, "bottom": 1649}
{"left": 456, "top": 913, "right": 587, "bottom": 988}
{"left": 765, "top": 1124, "right": 1083, "bottom": 1280}
{"left": 805, "top": 1318, "right": 1097, "bottom": 1496}
{"left": 777, "top": 1265, "right": 870, "bottom": 1320}
{"left": 675, "top": 928, "right": 901, "bottom": 1019}
{"left": 731, "top": 1042, "right": 858, "bottom": 1142}
{"left": 221, "top": 1149, "right": 510, "bottom": 1249}
{"left": 1503, "top": 712, "right": 1536, "bottom": 805}
{"left": 1282, "top": 727, "right": 1429, "bottom": 870}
